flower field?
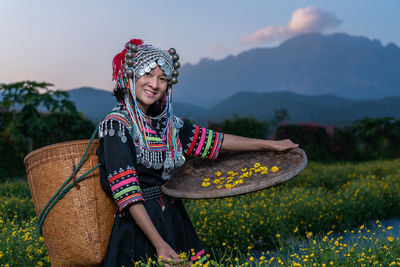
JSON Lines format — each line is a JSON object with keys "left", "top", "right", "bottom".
{"left": 1, "top": 159, "right": 400, "bottom": 266}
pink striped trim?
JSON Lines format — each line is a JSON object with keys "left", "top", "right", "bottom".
{"left": 111, "top": 177, "right": 139, "bottom": 192}
{"left": 191, "top": 249, "right": 205, "bottom": 261}
{"left": 144, "top": 127, "right": 156, "bottom": 134}
{"left": 194, "top": 128, "right": 207, "bottom": 156}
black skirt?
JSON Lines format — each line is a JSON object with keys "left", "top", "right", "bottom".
{"left": 102, "top": 195, "right": 204, "bottom": 267}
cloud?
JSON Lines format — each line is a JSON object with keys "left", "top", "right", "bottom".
{"left": 210, "top": 43, "right": 224, "bottom": 52}
{"left": 242, "top": 6, "right": 342, "bottom": 45}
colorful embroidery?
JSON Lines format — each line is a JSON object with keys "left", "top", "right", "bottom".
{"left": 104, "top": 112, "right": 131, "bottom": 129}
{"left": 107, "top": 167, "right": 143, "bottom": 211}
{"left": 185, "top": 126, "right": 224, "bottom": 160}
{"left": 99, "top": 110, "right": 132, "bottom": 143}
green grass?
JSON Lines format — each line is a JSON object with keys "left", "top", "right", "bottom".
{"left": 1, "top": 159, "right": 400, "bottom": 266}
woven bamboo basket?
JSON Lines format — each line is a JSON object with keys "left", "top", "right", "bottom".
{"left": 24, "top": 140, "right": 115, "bottom": 267}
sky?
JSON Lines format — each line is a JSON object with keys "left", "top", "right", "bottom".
{"left": 0, "top": 0, "right": 399, "bottom": 92}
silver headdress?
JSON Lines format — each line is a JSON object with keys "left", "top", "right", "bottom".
{"left": 110, "top": 39, "right": 184, "bottom": 179}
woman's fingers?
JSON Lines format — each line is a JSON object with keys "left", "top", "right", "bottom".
{"left": 276, "top": 139, "right": 299, "bottom": 151}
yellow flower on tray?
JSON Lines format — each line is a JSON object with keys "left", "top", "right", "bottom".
{"left": 271, "top": 166, "right": 279, "bottom": 172}
{"left": 215, "top": 171, "right": 222, "bottom": 177}
{"left": 202, "top": 182, "right": 210, "bottom": 187}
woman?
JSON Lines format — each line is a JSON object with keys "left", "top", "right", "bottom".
{"left": 97, "top": 39, "right": 298, "bottom": 266}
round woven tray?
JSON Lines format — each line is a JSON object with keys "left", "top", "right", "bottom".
{"left": 161, "top": 148, "right": 307, "bottom": 199}
{"left": 24, "top": 139, "right": 115, "bottom": 267}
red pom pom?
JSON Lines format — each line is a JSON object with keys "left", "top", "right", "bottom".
{"left": 128, "top": 39, "right": 144, "bottom": 45}
{"left": 112, "top": 39, "right": 144, "bottom": 81}
{"left": 112, "top": 49, "right": 127, "bottom": 81}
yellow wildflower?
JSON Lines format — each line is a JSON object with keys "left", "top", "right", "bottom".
{"left": 271, "top": 166, "right": 279, "bottom": 172}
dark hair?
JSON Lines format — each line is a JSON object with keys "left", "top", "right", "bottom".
{"left": 113, "top": 86, "right": 166, "bottom": 117}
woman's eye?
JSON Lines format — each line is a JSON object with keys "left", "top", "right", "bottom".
{"left": 159, "top": 77, "right": 167, "bottom": 82}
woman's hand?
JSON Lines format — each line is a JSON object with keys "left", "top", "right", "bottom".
{"left": 222, "top": 134, "right": 298, "bottom": 152}
{"left": 156, "top": 241, "right": 181, "bottom": 266}
{"left": 128, "top": 203, "right": 180, "bottom": 266}
{"left": 264, "top": 139, "right": 298, "bottom": 152}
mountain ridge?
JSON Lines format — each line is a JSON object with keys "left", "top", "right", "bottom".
{"left": 174, "top": 32, "right": 400, "bottom": 108}
{"left": 68, "top": 87, "right": 400, "bottom": 127}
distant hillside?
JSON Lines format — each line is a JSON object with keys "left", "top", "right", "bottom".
{"left": 175, "top": 32, "right": 400, "bottom": 108}
{"left": 67, "top": 87, "right": 206, "bottom": 122}
{"left": 66, "top": 88, "right": 400, "bottom": 127}
{"left": 68, "top": 87, "right": 116, "bottom": 122}
{"left": 200, "top": 91, "right": 400, "bottom": 126}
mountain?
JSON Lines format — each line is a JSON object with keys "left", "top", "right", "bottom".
{"left": 68, "top": 87, "right": 116, "bottom": 122}
{"left": 201, "top": 91, "right": 400, "bottom": 126}
{"left": 174, "top": 33, "right": 400, "bottom": 108}
{"left": 66, "top": 87, "right": 400, "bottom": 127}
{"left": 67, "top": 87, "right": 206, "bottom": 122}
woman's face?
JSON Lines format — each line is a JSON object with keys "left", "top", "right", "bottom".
{"left": 134, "top": 65, "right": 168, "bottom": 113}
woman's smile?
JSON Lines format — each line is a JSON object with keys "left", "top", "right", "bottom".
{"left": 135, "top": 65, "right": 168, "bottom": 113}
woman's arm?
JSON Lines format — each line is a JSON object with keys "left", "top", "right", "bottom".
{"left": 222, "top": 134, "right": 298, "bottom": 152}
{"left": 128, "top": 203, "right": 180, "bottom": 264}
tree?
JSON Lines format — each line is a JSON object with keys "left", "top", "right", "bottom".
{"left": 0, "top": 81, "right": 97, "bottom": 178}
{"left": 208, "top": 116, "right": 269, "bottom": 139}
{"left": 269, "top": 108, "right": 290, "bottom": 128}
{"left": 0, "top": 81, "right": 77, "bottom": 152}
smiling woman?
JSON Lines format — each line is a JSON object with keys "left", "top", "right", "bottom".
{"left": 134, "top": 66, "right": 169, "bottom": 113}
{"left": 96, "top": 38, "right": 297, "bottom": 267}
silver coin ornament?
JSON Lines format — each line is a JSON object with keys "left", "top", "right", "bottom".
{"left": 126, "top": 59, "right": 134, "bottom": 66}
{"left": 108, "top": 128, "right": 115, "bottom": 136}
{"left": 149, "top": 61, "right": 157, "bottom": 68}
{"left": 169, "top": 48, "right": 176, "bottom": 55}
{"left": 126, "top": 51, "right": 133, "bottom": 58}
{"left": 153, "top": 162, "right": 162, "bottom": 169}
{"left": 144, "top": 64, "right": 151, "bottom": 73}
{"left": 164, "top": 159, "right": 173, "bottom": 169}
{"left": 164, "top": 68, "right": 171, "bottom": 77}
{"left": 157, "top": 58, "right": 166, "bottom": 66}
{"left": 144, "top": 160, "right": 152, "bottom": 168}
{"left": 121, "top": 135, "right": 127, "bottom": 143}
{"left": 177, "top": 155, "right": 185, "bottom": 167}
{"left": 125, "top": 43, "right": 133, "bottom": 50}
{"left": 126, "top": 69, "right": 134, "bottom": 77}
{"left": 172, "top": 70, "right": 179, "bottom": 77}
{"left": 173, "top": 62, "right": 180, "bottom": 69}
{"left": 118, "top": 130, "right": 123, "bottom": 137}
{"left": 172, "top": 54, "right": 179, "bottom": 61}
{"left": 171, "top": 77, "right": 178, "bottom": 84}
{"left": 131, "top": 44, "right": 138, "bottom": 53}
{"left": 137, "top": 68, "right": 145, "bottom": 76}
